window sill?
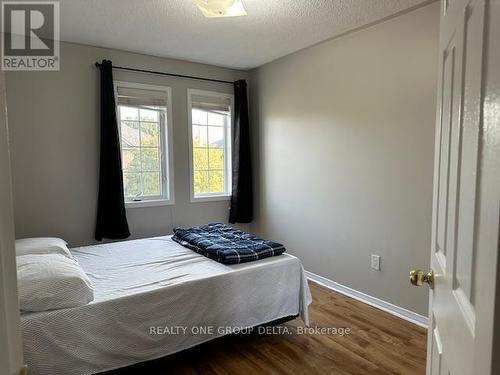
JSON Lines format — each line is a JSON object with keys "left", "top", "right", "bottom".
{"left": 190, "top": 195, "right": 231, "bottom": 203}
{"left": 125, "top": 199, "right": 174, "bottom": 209}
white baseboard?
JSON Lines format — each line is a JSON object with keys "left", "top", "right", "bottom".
{"left": 305, "top": 271, "right": 429, "bottom": 328}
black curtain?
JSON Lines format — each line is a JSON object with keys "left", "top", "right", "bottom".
{"left": 95, "top": 60, "right": 130, "bottom": 241}
{"left": 229, "top": 80, "right": 253, "bottom": 223}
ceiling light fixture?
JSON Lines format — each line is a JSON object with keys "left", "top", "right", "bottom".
{"left": 195, "top": 0, "right": 247, "bottom": 18}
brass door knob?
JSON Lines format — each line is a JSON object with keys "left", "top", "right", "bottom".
{"left": 409, "top": 269, "right": 434, "bottom": 289}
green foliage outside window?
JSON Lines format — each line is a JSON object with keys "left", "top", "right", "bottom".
{"left": 120, "top": 106, "right": 163, "bottom": 199}
{"left": 192, "top": 124, "right": 225, "bottom": 194}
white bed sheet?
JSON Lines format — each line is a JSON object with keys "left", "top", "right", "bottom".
{"left": 21, "top": 236, "right": 312, "bottom": 375}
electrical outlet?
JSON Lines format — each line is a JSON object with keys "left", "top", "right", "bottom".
{"left": 371, "top": 254, "right": 381, "bottom": 271}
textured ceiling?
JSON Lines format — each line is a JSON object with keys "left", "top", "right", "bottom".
{"left": 59, "top": 0, "right": 431, "bottom": 70}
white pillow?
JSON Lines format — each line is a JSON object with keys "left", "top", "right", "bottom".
{"left": 15, "top": 237, "right": 72, "bottom": 259}
{"left": 17, "top": 254, "right": 94, "bottom": 312}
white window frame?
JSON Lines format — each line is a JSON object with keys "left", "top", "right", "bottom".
{"left": 187, "top": 88, "right": 233, "bottom": 203}
{"left": 114, "top": 81, "right": 175, "bottom": 208}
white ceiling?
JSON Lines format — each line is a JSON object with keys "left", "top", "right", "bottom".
{"left": 59, "top": 0, "right": 431, "bottom": 70}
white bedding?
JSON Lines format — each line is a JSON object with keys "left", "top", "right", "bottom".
{"left": 21, "top": 236, "right": 312, "bottom": 375}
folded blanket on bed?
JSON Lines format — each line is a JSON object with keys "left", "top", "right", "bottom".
{"left": 172, "top": 223, "right": 286, "bottom": 265}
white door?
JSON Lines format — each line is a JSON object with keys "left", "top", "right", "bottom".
{"left": 411, "top": 0, "right": 500, "bottom": 374}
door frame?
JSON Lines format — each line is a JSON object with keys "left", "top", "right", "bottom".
{"left": 0, "top": 67, "right": 24, "bottom": 374}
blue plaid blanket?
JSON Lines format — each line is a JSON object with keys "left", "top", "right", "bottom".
{"left": 172, "top": 223, "right": 286, "bottom": 265}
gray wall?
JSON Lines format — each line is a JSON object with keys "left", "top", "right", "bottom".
{"left": 5, "top": 42, "right": 247, "bottom": 247}
{"left": 249, "top": 3, "right": 439, "bottom": 315}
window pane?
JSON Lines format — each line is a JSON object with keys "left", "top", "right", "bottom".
{"left": 140, "top": 109, "right": 158, "bottom": 122}
{"left": 118, "top": 84, "right": 172, "bottom": 201}
{"left": 123, "top": 172, "right": 141, "bottom": 197}
{"left": 122, "top": 147, "right": 141, "bottom": 172}
{"left": 192, "top": 125, "right": 208, "bottom": 147}
{"left": 189, "top": 94, "right": 232, "bottom": 199}
{"left": 208, "top": 126, "right": 224, "bottom": 148}
{"left": 193, "top": 148, "right": 209, "bottom": 170}
{"left": 141, "top": 148, "right": 160, "bottom": 171}
{"left": 192, "top": 109, "right": 207, "bottom": 125}
{"left": 209, "top": 148, "right": 224, "bottom": 170}
{"left": 142, "top": 172, "right": 161, "bottom": 196}
{"left": 141, "top": 122, "right": 159, "bottom": 147}
{"left": 120, "top": 106, "right": 139, "bottom": 121}
{"left": 194, "top": 171, "right": 209, "bottom": 194}
{"left": 121, "top": 121, "right": 140, "bottom": 147}
{"left": 207, "top": 112, "right": 225, "bottom": 126}
{"left": 209, "top": 170, "right": 224, "bottom": 193}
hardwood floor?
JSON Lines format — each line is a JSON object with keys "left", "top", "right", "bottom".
{"left": 110, "top": 282, "right": 427, "bottom": 375}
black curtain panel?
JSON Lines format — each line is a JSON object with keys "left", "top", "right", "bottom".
{"left": 95, "top": 60, "right": 130, "bottom": 241}
{"left": 229, "top": 80, "right": 253, "bottom": 223}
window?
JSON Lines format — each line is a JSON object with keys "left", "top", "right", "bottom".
{"left": 187, "top": 89, "right": 233, "bottom": 201}
{"left": 115, "top": 82, "right": 174, "bottom": 207}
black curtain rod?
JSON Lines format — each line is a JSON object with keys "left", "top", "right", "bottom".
{"left": 95, "top": 62, "right": 233, "bottom": 85}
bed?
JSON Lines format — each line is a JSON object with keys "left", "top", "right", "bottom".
{"left": 20, "top": 235, "right": 312, "bottom": 375}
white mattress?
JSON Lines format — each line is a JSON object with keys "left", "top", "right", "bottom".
{"left": 21, "top": 236, "right": 312, "bottom": 375}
